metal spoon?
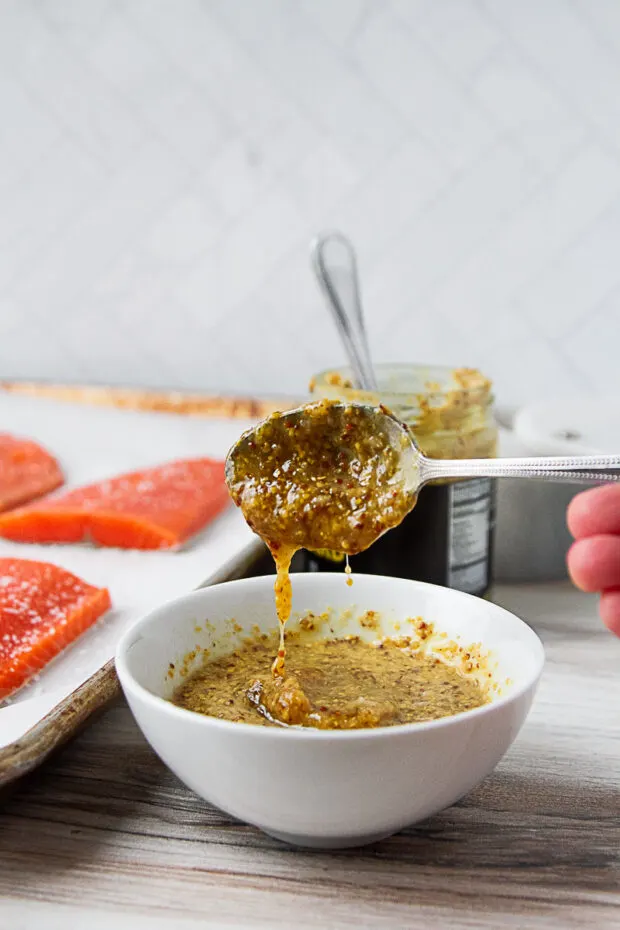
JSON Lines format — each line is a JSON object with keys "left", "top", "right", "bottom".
{"left": 310, "top": 231, "right": 378, "bottom": 392}
{"left": 226, "top": 401, "right": 620, "bottom": 555}
{"left": 231, "top": 401, "right": 620, "bottom": 490}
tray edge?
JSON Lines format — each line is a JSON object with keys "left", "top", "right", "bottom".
{"left": 0, "top": 382, "right": 275, "bottom": 786}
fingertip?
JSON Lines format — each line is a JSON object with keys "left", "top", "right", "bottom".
{"left": 567, "top": 539, "right": 594, "bottom": 591}
{"left": 567, "top": 484, "right": 620, "bottom": 539}
{"left": 566, "top": 492, "right": 588, "bottom": 538}
{"left": 599, "top": 589, "right": 620, "bottom": 637}
{"left": 567, "top": 535, "right": 620, "bottom": 593}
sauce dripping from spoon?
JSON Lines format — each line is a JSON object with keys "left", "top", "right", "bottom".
{"left": 225, "top": 399, "right": 418, "bottom": 674}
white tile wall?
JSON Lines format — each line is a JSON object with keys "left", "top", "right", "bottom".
{"left": 0, "top": 0, "right": 619, "bottom": 406}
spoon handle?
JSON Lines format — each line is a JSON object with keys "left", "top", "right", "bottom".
{"left": 310, "top": 231, "right": 379, "bottom": 392}
{"left": 419, "top": 453, "right": 620, "bottom": 486}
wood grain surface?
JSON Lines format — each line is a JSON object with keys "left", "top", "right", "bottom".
{"left": 1, "top": 583, "right": 619, "bottom": 929}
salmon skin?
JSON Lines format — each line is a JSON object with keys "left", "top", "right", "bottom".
{"left": 0, "top": 558, "right": 111, "bottom": 699}
{"left": 0, "top": 433, "right": 63, "bottom": 512}
{"left": 0, "top": 458, "right": 229, "bottom": 550}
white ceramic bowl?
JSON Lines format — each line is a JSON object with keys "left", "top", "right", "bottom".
{"left": 116, "top": 574, "right": 544, "bottom": 849}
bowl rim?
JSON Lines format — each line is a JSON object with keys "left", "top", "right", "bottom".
{"left": 115, "top": 573, "right": 545, "bottom": 742}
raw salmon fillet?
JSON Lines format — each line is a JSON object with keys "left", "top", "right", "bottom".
{"left": 0, "top": 558, "right": 111, "bottom": 699}
{"left": 0, "top": 458, "right": 229, "bottom": 550}
{"left": 0, "top": 433, "right": 63, "bottom": 512}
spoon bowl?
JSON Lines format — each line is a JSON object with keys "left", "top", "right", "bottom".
{"left": 225, "top": 400, "right": 419, "bottom": 556}
{"left": 226, "top": 400, "right": 620, "bottom": 557}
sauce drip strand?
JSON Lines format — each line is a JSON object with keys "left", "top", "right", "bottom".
{"left": 225, "top": 400, "right": 417, "bottom": 673}
{"left": 270, "top": 543, "right": 295, "bottom": 676}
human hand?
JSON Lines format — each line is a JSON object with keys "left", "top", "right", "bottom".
{"left": 567, "top": 484, "right": 620, "bottom": 636}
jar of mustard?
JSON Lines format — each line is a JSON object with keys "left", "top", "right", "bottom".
{"left": 304, "top": 364, "right": 498, "bottom": 597}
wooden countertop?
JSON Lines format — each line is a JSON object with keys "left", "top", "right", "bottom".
{"left": 1, "top": 583, "right": 618, "bottom": 929}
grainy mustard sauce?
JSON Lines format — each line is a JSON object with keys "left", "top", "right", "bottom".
{"left": 173, "top": 626, "right": 488, "bottom": 729}
{"left": 226, "top": 399, "right": 417, "bottom": 673}
{"left": 227, "top": 399, "right": 416, "bottom": 558}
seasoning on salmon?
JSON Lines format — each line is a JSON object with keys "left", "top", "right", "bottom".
{"left": 0, "top": 433, "right": 63, "bottom": 513}
{"left": 0, "top": 458, "right": 229, "bottom": 550}
{"left": 0, "top": 558, "right": 111, "bottom": 699}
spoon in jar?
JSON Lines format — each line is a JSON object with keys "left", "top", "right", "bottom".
{"left": 226, "top": 400, "right": 620, "bottom": 557}
{"left": 310, "top": 231, "right": 378, "bottom": 392}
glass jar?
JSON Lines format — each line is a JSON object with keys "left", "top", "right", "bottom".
{"left": 302, "top": 364, "right": 498, "bottom": 597}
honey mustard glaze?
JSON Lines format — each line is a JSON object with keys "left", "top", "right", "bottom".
{"left": 174, "top": 623, "right": 489, "bottom": 730}
{"left": 226, "top": 399, "right": 417, "bottom": 672}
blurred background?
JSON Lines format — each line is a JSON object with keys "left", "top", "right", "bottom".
{"left": 0, "top": 0, "right": 619, "bottom": 407}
